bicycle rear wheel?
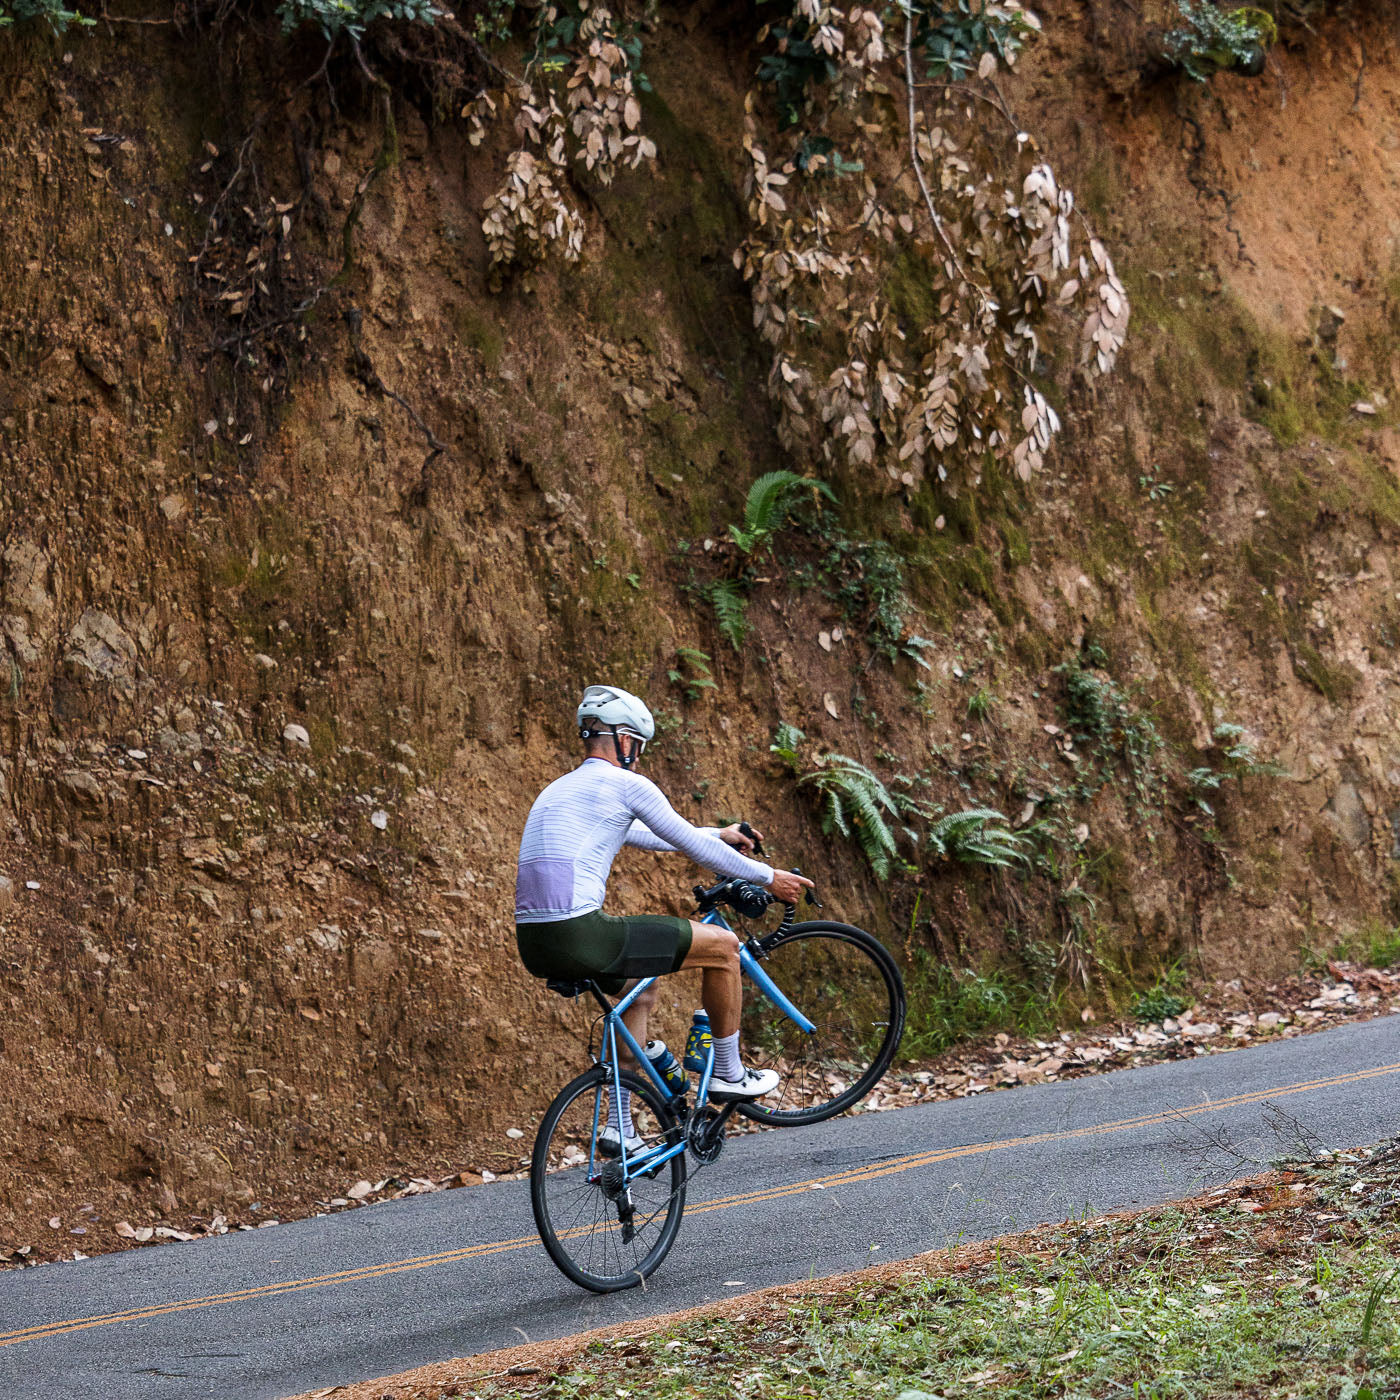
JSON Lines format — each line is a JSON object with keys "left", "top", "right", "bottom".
{"left": 530, "top": 1067, "right": 686, "bottom": 1292}
{"left": 736, "top": 920, "right": 905, "bottom": 1126}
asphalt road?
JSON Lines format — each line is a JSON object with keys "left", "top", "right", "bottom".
{"left": 4, "top": 1013, "right": 1397, "bottom": 1400}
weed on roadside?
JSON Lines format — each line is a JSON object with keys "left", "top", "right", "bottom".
{"left": 455, "top": 1142, "right": 1400, "bottom": 1400}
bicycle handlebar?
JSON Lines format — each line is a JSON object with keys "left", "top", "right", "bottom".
{"left": 692, "top": 870, "right": 821, "bottom": 921}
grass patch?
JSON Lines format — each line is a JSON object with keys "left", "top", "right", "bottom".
{"left": 450, "top": 1142, "right": 1400, "bottom": 1400}
{"left": 1309, "top": 920, "right": 1400, "bottom": 974}
{"left": 900, "top": 952, "right": 1064, "bottom": 1059}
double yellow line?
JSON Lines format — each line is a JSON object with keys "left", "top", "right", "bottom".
{"left": 3, "top": 1058, "right": 1396, "bottom": 1351}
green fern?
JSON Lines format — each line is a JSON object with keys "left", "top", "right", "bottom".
{"left": 794, "top": 752, "right": 1027, "bottom": 878}
{"left": 709, "top": 578, "right": 750, "bottom": 650}
{"left": 798, "top": 753, "right": 904, "bottom": 879}
{"left": 729, "top": 471, "right": 836, "bottom": 555}
{"left": 926, "top": 808, "right": 1029, "bottom": 868}
{"left": 769, "top": 722, "right": 806, "bottom": 775}
{"left": 668, "top": 647, "right": 717, "bottom": 702}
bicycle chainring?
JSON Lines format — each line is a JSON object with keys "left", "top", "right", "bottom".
{"left": 685, "top": 1105, "right": 726, "bottom": 1164}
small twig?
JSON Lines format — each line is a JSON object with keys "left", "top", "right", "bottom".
{"left": 210, "top": 288, "right": 326, "bottom": 355}
{"left": 1352, "top": 33, "right": 1367, "bottom": 111}
{"left": 339, "top": 36, "right": 400, "bottom": 277}
{"left": 99, "top": 6, "right": 171, "bottom": 23}
{"left": 346, "top": 307, "right": 448, "bottom": 469}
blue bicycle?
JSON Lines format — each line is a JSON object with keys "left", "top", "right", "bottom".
{"left": 529, "top": 870, "right": 906, "bottom": 1292}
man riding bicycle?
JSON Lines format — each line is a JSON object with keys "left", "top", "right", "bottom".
{"left": 516, "top": 684, "right": 814, "bottom": 1154}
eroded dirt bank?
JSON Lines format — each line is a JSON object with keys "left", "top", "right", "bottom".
{"left": 3, "top": 2, "right": 1400, "bottom": 1260}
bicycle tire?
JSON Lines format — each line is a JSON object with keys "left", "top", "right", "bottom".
{"left": 530, "top": 1066, "right": 687, "bottom": 1292}
{"left": 736, "top": 920, "right": 906, "bottom": 1127}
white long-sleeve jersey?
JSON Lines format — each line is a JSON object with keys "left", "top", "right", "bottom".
{"left": 515, "top": 758, "right": 774, "bottom": 923}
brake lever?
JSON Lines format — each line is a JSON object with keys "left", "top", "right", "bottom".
{"left": 791, "top": 866, "right": 823, "bottom": 911}
{"left": 737, "top": 819, "right": 765, "bottom": 857}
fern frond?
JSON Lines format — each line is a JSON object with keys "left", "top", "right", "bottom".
{"left": 733, "top": 471, "right": 836, "bottom": 554}
{"left": 822, "top": 788, "right": 851, "bottom": 839}
{"left": 743, "top": 471, "right": 806, "bottom": 536}
{"left": 708, "top": 578, "right": 749, "bottom": 650}
{"left": 927, "top": 808, "right": 1029, "bottom": 868}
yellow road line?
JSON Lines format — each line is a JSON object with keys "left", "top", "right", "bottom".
{"left": 4, "top": 1058, "right": 1396, "bottom": 1350}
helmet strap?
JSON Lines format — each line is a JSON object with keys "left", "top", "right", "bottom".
{"left": 612, "top": 725, "right": 636, "bottom": 770}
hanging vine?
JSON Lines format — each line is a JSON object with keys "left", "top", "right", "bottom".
{"left": 470, "top": 0, "right": 658, "bottom": 288}
{"left": 733, "top": 1, "right": 1129, "bottom": 494}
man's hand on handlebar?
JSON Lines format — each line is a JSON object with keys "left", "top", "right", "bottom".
{"left": 769, "top": 868, "right": 815, "bottom": 904}
{"left": 718, "top": 821, "right": 763, "bottom": 854}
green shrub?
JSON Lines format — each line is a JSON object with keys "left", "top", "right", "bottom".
{"left": 1132, "top": 967, "right": 1190, "bottom": 1024}
{"left": 1187, "top": 722, "right": 1287, "bottom": 815}
{"left": 1164, "top": 2, "right": 1277, "bottom": 81}
{"left": 276, "top": 0, "right": 441, "bottom": 38}
{"left": 0, "top": 0, "right": 91, "bottom": 31}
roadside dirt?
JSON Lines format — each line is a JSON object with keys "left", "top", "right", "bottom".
{"left": 5, "top": 956, "right": 1390, "bottom": 1270}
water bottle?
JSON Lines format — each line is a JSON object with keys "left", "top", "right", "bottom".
{"left": 683, "top": 1008, "right": 712, "bottom": 1074}
{"left": 645, "top": 1039, "right": 688, "bottom": 1098}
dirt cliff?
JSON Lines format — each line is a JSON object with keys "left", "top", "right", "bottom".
{"left": 2, "top": 1, "right": 1399, "bottom": 1257}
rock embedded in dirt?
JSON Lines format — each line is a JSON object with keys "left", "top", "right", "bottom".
{"left": 283, "top": 722, "right": 311, "bottom": 748}
{"left": 64, "top": 609, "right": 138, "bottom": 695}
{"left": 59, "top": 769, "right": 105, "bottom": 804}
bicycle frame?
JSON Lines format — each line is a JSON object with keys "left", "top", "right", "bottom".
{"left": 591, "top": 908, "right": 816, "bottom": 1183}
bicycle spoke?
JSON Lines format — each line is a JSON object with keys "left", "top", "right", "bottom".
{"left": 738, "top": 923, "right": 905, "bottom": 1126}
{"left": 532, "top": 1068, "right": 686, "bottom": 1291}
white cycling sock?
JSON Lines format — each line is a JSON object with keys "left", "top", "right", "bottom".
{"left": 606, "top": 1083, "right": 634, "bottom": 1137}
{"left": 713, "top": 1031, "right": 742, "bottom": 1082}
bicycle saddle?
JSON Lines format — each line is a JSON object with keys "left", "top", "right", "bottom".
{"left": 545, "top": 977, "right": 591, "bottom": 998}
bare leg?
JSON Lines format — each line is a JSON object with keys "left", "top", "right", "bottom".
{"left": 615, "top": 979, "right": 657, "bottom": 1066}
{"left": 680, "top": 922, "right": 742, "bottom": 1039}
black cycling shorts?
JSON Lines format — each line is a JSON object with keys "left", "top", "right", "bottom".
{"left": 517, "top": 910, "right": 694, "bottom": 995}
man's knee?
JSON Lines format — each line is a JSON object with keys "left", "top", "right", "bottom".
{"left": 711, "top": 926, "right": 742, "bottom": 965}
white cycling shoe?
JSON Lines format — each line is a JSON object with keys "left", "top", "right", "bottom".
{"left": 708, "top": 1066, "right": 780, "bottom": 1101}
{"left": 598, "top": 1125, "right": 646, "bottom": 1158}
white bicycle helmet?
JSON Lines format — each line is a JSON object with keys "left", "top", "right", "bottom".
{"left": 577, "top": 684, "right": 654, "bottom": 767}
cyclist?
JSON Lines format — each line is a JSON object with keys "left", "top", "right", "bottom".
{"left": 516, "top": 683, "right": 814, "bottom": 1154}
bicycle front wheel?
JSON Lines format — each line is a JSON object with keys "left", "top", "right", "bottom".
{"left": 737, "top": 920, "right": 906, "bottom": 1126}
{"left": 530, "top": 1067, "right": 686, "bottom": 1292}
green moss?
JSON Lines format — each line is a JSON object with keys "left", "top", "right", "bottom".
{"left": 453, "top": 304, "right": 504, "bottom": 372}
{"left": 1123, "top": 264, "right": 1385, "bottom": 449}
{"left": 1291, "top": 639, "right": 1359, "bottom": 704}
{"left": 884, "top": 243, "right": 940, "bottom": 336}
